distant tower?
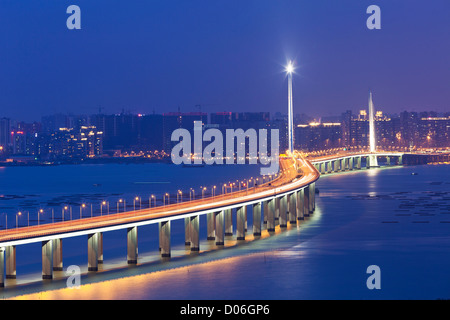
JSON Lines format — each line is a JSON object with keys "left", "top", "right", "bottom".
{"left": 286, "top": 61, "right": 294, "bottom": 154}
{"left": 368, "top": 91, "right": 379, "bottom": 167}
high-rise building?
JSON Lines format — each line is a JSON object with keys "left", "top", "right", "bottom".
{"left": 0, "top": 117, "right": 11, "bottom": 150}
{"left": 162, "top": 112, "right": 207, "bottom": 152}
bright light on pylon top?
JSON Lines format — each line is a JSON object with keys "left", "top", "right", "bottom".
{"left": 286, "top": 61, "right": 294, "bottom": 74}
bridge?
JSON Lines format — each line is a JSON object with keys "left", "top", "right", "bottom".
{"left": 0, "top": 155, "right": 320, "bottom": 287}
{"left": 1, "top": 148, "right": 447, "bottom": 287}
{"left": 309, "top": 152, "right": 405, "bottom": 173}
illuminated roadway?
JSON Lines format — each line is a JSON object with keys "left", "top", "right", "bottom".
{"left": 0, "top": 155, "right": 319, "bottom": 247}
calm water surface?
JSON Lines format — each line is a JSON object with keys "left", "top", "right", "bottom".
{"left": 2, "top": 163, "right": 450, "bottom": 300}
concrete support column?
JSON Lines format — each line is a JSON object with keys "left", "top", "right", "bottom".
{"left": 190, "top": 215, "right": 200, "bottom": 252}
{"left": 215, "top": 211, "right": 224, "bottom": 245}
{"left": 127, "top": 226, "right": 138, "bottom": 264}
{"left": 274, "top": 197, "right": 280, "bottom": 224}
{"left": 263, "top": 201, "right": 268, "bottom": 224}
{"left": 357, "top": 156, "right": 362, "bottom": 169}
{"left": 386, "top": 156, "right": 391, "bottom": 166}
{"left": 289, "top": 192, "right": 297, "bottom": 225}
{"left": 42, "top": 240, "right": 53, "bottom": 279}
{"left": 320, "top": 163, "right": 325, "bottom": 174}
{"left": 207, "top": 212, "right": 215, "bottom": 240}
{"left": 236, "top": 206, "right": 246, "bottom": 240}
{"left": 327, "top": 161, "right": 332, "bottom": 173}
{"left": 304, "top": 186, "right": 310, "bottom": 217}
{"left": 159, "top": 221, "right": 171, "bottom": 258}
{"left": 267, "top": 199, "right": 275, "bottom": 232}
{"left": 280, "top": 195, "right": 287, "bottom": 228}
{"left": 369, "top": 154, "right": 379, "bottom": 168}
{"left": 52, "top": 238, "right": 63, "bottom": 271}
{"left": 398, "top": 155, "right": 403, "bottom": 165}
{"left": 311, "top": 183, "right": 316, "bottom": 212}
{"left": 184, "top": 217, "right": 190, "bottom": 245}
{"left": 349, "top": 157, "right": 354, "bottom": 170}
{"left": 225, "top": 209, "right": 233, "bottom": 236}
{"left": 5, "top": 246, "right": 16, "bottom": 279}
{"left": 297, "top": 189, "right": 305, "bottom": 220}
{"left": 253, "top": 202, "right": 262, "bottom": 236}
{"left": 244, "top": 205, "right": 248, "bottom": 232}
{"left": 0, "top": 247, "right": 4, "bottom": 287}
{"left": 98, "top": 232, "right": 103, "bottom": 264}
{"left": 88, "top": 233, "right": 99, "bottom": 271}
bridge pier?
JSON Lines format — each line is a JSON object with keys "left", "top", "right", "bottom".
{"left": 297, "top": 189, "right": 304, "bottom": 220}
{"left": 127, "top": 227, "right": 138, "bottom": 264}
{"left": 236, "top": 206, "right": 246, "bottom": 240}
{"left": 274, "top": 197, "right": 280, "bottom": 224}
{"left": 52, "top": 239, "right": 63, "bottom": 271}
{"left": 5, "top": 246, "right": 16, "bottom": 279}
{"left": 398, "top": 155, "right": 403, "bottom": 165}
{"left": 98, "top": 233, "right": 103, "bottom": 264}
{"left": 225, "top": 209, "right": 233, "bottom": 236}
{"left": 88, "top": 233, "right": 100, "bottom": 271}
{"left": 357, "top": 157, "right": 362, "bottom": 169}
{"left": 386, "top": 156, "right": 391, "bottom": 166}
{"left": 289, "top": 193, "right": 297, "bottom": 225}
{"left": 304, "top": 186, "right": 310, "bottom": 216}
{"left": 190, "top": 215, "right": 200, "bottom": 252}
{"left": 266, "top": 199, "right": 275, "bottom": 232}
{"left": 244, "top": 205, "right": 248, "bottom": 232}
{"left": 215, "top": 211, "right": 224, "bottom": 245}
{"left": 280, "top": 195, "right": 288, "bottom": 228}
{"left": 159, "top": 221, "right": 171, "bottom": 258}
{"left": 184, "top": 217, "right": 190, "bottom": 245}
{"left": 263, "top": 201, "right": 268, "bottom": 225}
{"left": 349, "top": 157, "right": 354, "bottom": 170}
{"left": 207, "top": 212, "right": 215, "bottom": 240}
{"left": 253, "top": 202, "right": 262, "bottom": 236}
{"left": 368, "top": 154, "right": 379, "bottom": 168}
{"left": 42, "top": 240, "right": 53, "bottom": 279}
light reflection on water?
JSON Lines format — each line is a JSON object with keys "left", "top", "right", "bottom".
{"left": 4, "top": 164, "right": 450, "bottom": 299}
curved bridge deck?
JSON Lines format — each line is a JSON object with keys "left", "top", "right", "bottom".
{"left": 0, "top": 156, "right": 320, "bottom": 286}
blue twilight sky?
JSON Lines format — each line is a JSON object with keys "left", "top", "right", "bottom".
{"left": 0, "top": 0, "right": 449, "bottom": 122}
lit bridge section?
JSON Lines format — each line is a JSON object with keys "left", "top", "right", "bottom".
{"left": 0, "top": 155, "right": 319, "bottom": 287}
{"left": 309, "top": 152, "right": 405, "bottom": 173}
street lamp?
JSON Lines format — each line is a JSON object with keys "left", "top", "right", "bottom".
{"left": 286, "top": 60, "right": 295, "bottom": 154}
{"left": 149, "top": 195, "right": 156, "bottom": 208}
{"left": 38, "top": 209, "right": 44, "bottom": 226}
{"left": 177, "top": 190, "right": 183, "bottom": 203}
{"left": 190, "top": 188, "right": 195, "bottom": 201}
{"left": 117, "top": 199, "right": 124, "bottom": 213}
{"left": 16, "top": 211, "right": 21, "bottom": 229}
{"left": 202, "top": 187, "right": 207, "bottom": 199}
{"left": 164, "top": 193, "right": 170, "bottom": 206}
{"left": 80, "top": 203, "right": 86, "bottom": 219}
{"left": 101, "top": 201, "right": 109, "bottom": 216}
{"left": 134, "top": 196, "right": 141, "bottom": 211}
{"left": 62, "top": 206, "right": 69, "bottom": 222}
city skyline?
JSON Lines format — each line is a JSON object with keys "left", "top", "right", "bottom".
{"left": 1, "top": 1, "right": 450, "bottom": 121}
